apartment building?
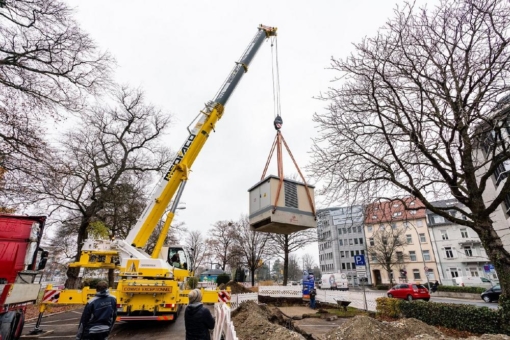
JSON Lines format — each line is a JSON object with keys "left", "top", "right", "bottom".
{"left": 317, "top": 205, "right": 369, "bottom": 284}
{"left": 364, "top": 198, "right": 438, "bottom": 286}
{"left": 427, "top": 199, "right": 497, "bottom": 284}
{"left": 474, "top": 102, "right": 510, "bottom": 253}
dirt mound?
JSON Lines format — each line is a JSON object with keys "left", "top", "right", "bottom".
{"left": 324, "top": 315, "right": 445, "bottom": 340}
{"left": 232, "top": 301, "right": 305, "bottom": 340}
{"left": 224, "top": 281, "right": 253, "bottom": 294}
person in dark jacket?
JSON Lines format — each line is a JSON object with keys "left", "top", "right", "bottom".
{"left": 76, "top": 281, "right": 117, "bottom": 340}
{"left": 431, "top": 280, "right": 440, "bottom": 293}
{"left": 185, "top": 289, "right": 215, "bottom": 340}
{"left": 309, "top": 288, "right": 317, "bottom": 309}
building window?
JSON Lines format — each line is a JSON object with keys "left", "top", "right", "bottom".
{"left": 339, "top": 239, "right": 343, "bottom": 246}
{"left": 347, "top": 227, "right": 352, "bottom": 233}
{"left": 343, "top": 228, "right": 347, "bottom": 234}
{"left": 450, "top": 268, "right": 459, "bottom": 278}
{"left": 470, "top": 267, "right": 479, "bottom": 277}
{"left": 445, "top": 247, "right": 454, "bottom": 258}
{"left": 338, "top": 228, "right": 342, "bottom": 235}
{"left": 359, "top": 238, "right": 364, "bottom": 245}
{"left": 358, "top": 226, "right": 362, "bottom": 233}
{"left": 370, "top": 253, "right": 377, "bottom": 262}
{"left": 423, "top": 250, "right": 430, "bottom": 261}
{"left": 419, "top": 233, "right": 426, "bottom": 243}
{"left": 413, "top": 269, "right": 421, "bottom": 280}
{"left": 352, "top": 262, "right": 356, "bottom": 269}
{"left": 464, "top": 246, "right": 473, "bottom": 257}
{"left": 441, "top": 230, "right": 449, "bottom": 240}
{"left": 432, "top": 215, "right": 446, "bottom": 224}
{"left": 367, "top": 226, "right": 373, "bottom": 232}
{"left": 346, "top": 263, "right": 351, "bottom": 270}
{"left": 406, "top": 234, "right": 412, "bottom": 244}
{"left": 460, "top": 228, "right": 468, "bottom": 238}
{"left": 409, "top": 251, "right": 417, "bottom": 261}
{"left": 416, "top": 220, "right": 423, "bottom": 227}
{"left": 345, "top": 251, "right": 350, "bottom": 258}
{"left": 349, "top": 239, "right": 353, "bottom": 245}
{"left": 342, "top": 263, "right": 346, "bottom": 269}
{"left": 341, "top": 251, "right": 345, "bottom": 258}
{"left": 369, "top": 238, "right": 374, "bottom": 246}
{"left": 351, "top": 251, "right": 355, "bottom": 257}
{"left": 356, "top": 250, "right": 360, "bottom": 255}
{"left": 361, "top": 250, "right": 365, "bottom": 255}
{"left": 354, "top": 238, "right": 359, "bottom": 245}
{"left": 396, "top": 251, "right": 404, "bottom": 262}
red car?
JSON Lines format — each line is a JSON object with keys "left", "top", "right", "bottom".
{"left": 387, "top": 283, "right": 430, "bottom": 301}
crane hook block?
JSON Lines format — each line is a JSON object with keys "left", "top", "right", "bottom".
{"left": 274, "top": 115, "right": 283, "bottom": 130}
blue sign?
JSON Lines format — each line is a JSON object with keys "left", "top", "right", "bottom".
{"left": 354, "top": 255, "right": 366, "bottom": 266}
{"left": 484, "top": 264, "right": 495, "bottom": 273}
{"left": 302, "top": 277, "right": 315, "bottom": 300}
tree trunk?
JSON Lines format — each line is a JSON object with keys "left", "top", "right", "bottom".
{"left": 251, "top": 268, "right": 255, "bottom": 286}
{"left": 65, "top": 213, "right": 93, "bottom": 289}
{"left": 283, "top": 235, "right": 289, "bottom": 286}
{"left": 476, "top": 220, "right": 510, "bottom": 322}
{"left": 108, "top": 269, "right": 115, "bottom": 288}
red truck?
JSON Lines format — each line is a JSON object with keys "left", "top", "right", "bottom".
{"left": 0, "top": 214, "right": 48, "bottom": 340}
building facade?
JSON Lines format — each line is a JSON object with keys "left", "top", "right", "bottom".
{"left": 364, "top": 198, "right": 438, "bottom": 286}
{"left": 427, "top": 199, "right": 497, "bottom": 285}
{"left": 317, "top": 205, "right": 370, "bottom": 285}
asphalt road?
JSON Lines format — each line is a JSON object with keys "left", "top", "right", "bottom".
{"left": 22, "top": 307, "right": 188, "bottom": 340}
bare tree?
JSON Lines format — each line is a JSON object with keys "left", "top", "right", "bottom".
{"left": 0, "top": 0, "right": 111, "bottom": 110}
{"left": 183, "top": 230, "right": 208, "bottom": 274}
{"left": 302, "top": 253, "right": 316, "bottom": 272}
{"left": 310, "top": 0, "right": 510, "bottom": 311}
{"left": 0, "top": 0, "right": 112, "bottom": 210}
{"left": 232, "top": 215, "right": 273, "bottom": 286}
{"left": 35, "top": 86, "right": 172, "bottom": 288}
{"left": 269, "top": 229, "right": 317, "bottom": 285}
{"left": 368, "top": 227, "right": 409, "bottom": 286}
{"left": 206, "top": 220, "right": 238, "bottom": 270}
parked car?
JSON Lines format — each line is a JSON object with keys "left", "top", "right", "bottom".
{"left": 481, "top": 285, "right": 501, "bottom": 303}
{"left": 387, "top": 283, "right": 430, "bottom": 301}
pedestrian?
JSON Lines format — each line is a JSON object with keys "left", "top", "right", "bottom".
{"left": 76, "top": 280, "right": 117, "bottom": 340}
{"left": 185, "top": 289, "right": 215, "bottom": 340}
{"left": 431, "top": 280, "right": 439, "bottom": 293}
{"left": 310, "top": 288, "right": 317, "bottom": 309}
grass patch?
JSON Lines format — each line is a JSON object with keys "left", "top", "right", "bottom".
{"left": 324, "top": 307, "right": 368, "bottom": 318}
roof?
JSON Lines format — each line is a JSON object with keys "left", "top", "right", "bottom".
{"left": 364, "top": 197, "right": 426, "bottom": 224}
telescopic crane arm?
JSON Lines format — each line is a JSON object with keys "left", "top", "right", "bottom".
{"left": 124, "top": 25, "right": 277, "bottom": 257}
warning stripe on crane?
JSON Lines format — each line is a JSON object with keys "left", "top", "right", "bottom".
{"left": 42, "top": 290, "right": 60, "bottom": 303}
{"left": 218, "top": 291, "right": 230, "bottom": 303}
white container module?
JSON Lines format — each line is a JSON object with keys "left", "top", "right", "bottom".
{"left": 248, "top": 175, "right": 317, "bottom": 234}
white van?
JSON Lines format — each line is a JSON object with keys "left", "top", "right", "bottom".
{"left": 319, "top": 273, "right": 349, "bottom": 291}
{"left": 452, "top": 276, "right": 494, "bottom": 288}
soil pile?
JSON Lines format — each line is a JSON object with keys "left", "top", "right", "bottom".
{"left": 224, "top": 281, "right": 253, "bottom": 294}
{"left": 232, "top": 301, "right": 305, "bottom": 340}
{"left": 324, "top": 315, "right": 510, "bottom": 340}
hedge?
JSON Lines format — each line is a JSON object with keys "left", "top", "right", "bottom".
{"left": 216, "top": 273, "right": 230, "bottom": 286}
{"left": 375, "top": 285, "right": 391, "bottom": 290}
{"left": 375, "top": 297, "right": 403, "bottom": 318}
{"left": 376, "top": 297, "right": 508, "bottom": 335}
{"left": 436, "top": 285, "right": 486, "bottom": 294}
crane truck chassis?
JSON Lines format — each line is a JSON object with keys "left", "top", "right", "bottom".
{"left": 30, "top": 24, "right": 278, "bottom": 333}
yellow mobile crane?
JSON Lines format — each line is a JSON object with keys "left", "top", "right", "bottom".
{"left": 34, "top": 24, "right": 277, "bottom": 328}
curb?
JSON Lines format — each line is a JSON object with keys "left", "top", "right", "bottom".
{"left": 25, "top": 306, "right": 82, "bottom": 322}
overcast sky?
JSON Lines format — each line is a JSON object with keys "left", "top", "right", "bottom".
{"left": 63, "top": 0, "right": 425, "bottom": 267}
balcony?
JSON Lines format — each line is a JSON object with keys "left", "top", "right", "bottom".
{"left": 457, "top": 238, "right": 482, "bottom": 247}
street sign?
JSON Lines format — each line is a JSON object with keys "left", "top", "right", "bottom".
{"left": 355, "top": 265, "right": 366, "bottom": 272}
{"left": 424, "top": 266, "right": 429, "bottom": 271}
{"left": 354, "top": 255, "right": 366, "bottom": 266}
{"left": 357, "top": 271, "right": 367, "bottom": 278}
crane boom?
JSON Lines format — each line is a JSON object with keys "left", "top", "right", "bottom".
{"left": 125, "top": 24, "right": 277, "bottom": 251}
